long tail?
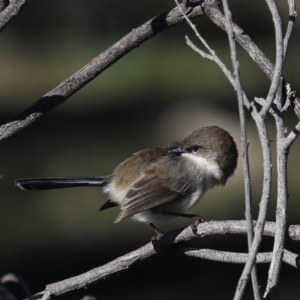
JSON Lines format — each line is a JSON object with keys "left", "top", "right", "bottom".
{"left": 15, "top": 177, "right": 107, "bottom": 190}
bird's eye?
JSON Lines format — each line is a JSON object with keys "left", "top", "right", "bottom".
{"left": 191, "top": 146, "right": 199, "bottom": 153}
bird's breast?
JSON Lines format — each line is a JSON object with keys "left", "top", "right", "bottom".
{"left": 181, "top": 152, "right": 223, "bottom": 189}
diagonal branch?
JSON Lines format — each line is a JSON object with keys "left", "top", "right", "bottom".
{"left": 0, "top": 2, "right": 207, "bottom": 145}
{"left": 0, "top": 0, "right": 299, "bottom": 146}
{"left": 0, "top": 0, "right": 25, "bottom": 32}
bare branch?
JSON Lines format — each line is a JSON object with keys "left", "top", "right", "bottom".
{"left": 0, "top": 3, "right": 206, "bottom": 145}
{"left": 175, "top": 2, "right": 254, "bottom": 110}
{"left": 222, "top": 0, "right": 261, "bottom": 298}
{"left": 175, "top": 245, "right": 299, "bottom": 269}
{"left": 262, "top": 1, "right": 292, "bottom": 298}
{"left": 259, "top": 1, "right": 283, "bottom": 119}
{"left": 0, "top": 0, "right": 25, "bottom": 32}
{"left": 264, "top": 113, "right": 288, "bottom": 299}
{"left": 233, "top": 109, "right": 272, "bottom": 300}
{"left": 28, "top": 220, "right": 300, "bottom": 300}
{"left": 176, "top": 0, "right": 239, "bottom": 96}
{"left": 185, "top": 35, "right": 237, "bottom": 90}
{"left": 203, "top": 4, "right": 274, "bottom": 79}
{"left": 203, "top": 4, "right": 300, "bottom": 122}
{"left": 254, "top": 97, "right": 281, "bottom": 116}
{"left": 229, "top": 1, "right": 284, "bottom": 299}
{"left": 175, "top": 5, "right": 273, "bottom": 298}
{"left": 283, "top": 0, "right": 297, "bottom": 63}
{"left": 0, "top": 0, "right": 298, "bottom": 146}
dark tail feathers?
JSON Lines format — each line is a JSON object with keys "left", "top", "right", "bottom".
{"left": 15, "top": 177, "right": 107, "bottom": 191}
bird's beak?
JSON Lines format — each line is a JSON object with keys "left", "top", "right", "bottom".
{"left": 168, "top": 147, "right": 186, "bottom": 154}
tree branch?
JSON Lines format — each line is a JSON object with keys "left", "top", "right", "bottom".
{"left": 0, "top": 1, "right": 207, "bottom": 144}
{"left": 175, "top": 245, "right": 299, "bottom": 269}
{"left": 264, "top": 111, "right": 288, "bottom": 299}
{"left": 233, "top": 103, "right": 272, "bottom": 300}
{"left": 1, "top": 0, "right": 298, "bottom": 146}
{"left": 174, "top": 5, "right": 273, "bottom": 298}
{"left": 203, "top": 4, "right": 300, "bottom": 121}
{"left": 259, "top": 0, "right": 283, "bottom": 119}
{"left": 283, "top": 0, "right": 297, "bottom": 64}
{"left": 0, "top": 0, "right": 25, "bottom": 32}
{"left": 29, "top": 220, "right": 300, "bottom": 300}
{"left": 222, "top": 0, "right": 261, "bottom": 298}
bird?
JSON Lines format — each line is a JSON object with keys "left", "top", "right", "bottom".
{"left": 15, "top": 126, "right": 238, "bottom": 237}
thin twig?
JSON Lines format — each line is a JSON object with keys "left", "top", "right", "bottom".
{"left": 259, "top": 1, "right": 283, "bottom": 118}
{"left": 232, "top": 0, "right": 283, "bottom": 299}
{"left": 185, "top": 35, "right": 254, "bottom": 110}
{"left": 175, "top": 1, "right": 253, "bottom": 110}
{"left": 283, "top": 0, "right": 297, "bottom": 63}
{"left": 222, "top": 0, "right": 261, "bottom": 299}
{"left": 0, "top": 0, "right": 9, "bottom": 12}
{"left": 174, "top": 6, "right": 273, "bottom": 299}
{"left": 175, "top": 245, "right": 299, "bottom": 269}
{"left": 175, "top": 0, "right": 237, "bottom": 89}
{"left": 185, "top": 35, "right": 237, "bottom": 91}
{"left": 261, "top": 1, "right": 286, "bottom": 298}
{"left": 264, "top": 111, "right": 287, "bottom": 299}
{"left": 203, "top": 4, "right": 300, "bottom": 122}
{"left": 203, "top": 5, "right": 274, "bottom": 79}
{"left": 233, "top": 112, "right": 272, "bottom": 300}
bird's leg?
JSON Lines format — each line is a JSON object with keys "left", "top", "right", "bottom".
{"left": 160, "top": 211, "right": 206, "bottom": 235}
{"left": 148, "top": 223, "right": 164, "bottom": 241}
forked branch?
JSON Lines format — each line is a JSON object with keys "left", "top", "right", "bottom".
{"left": 27, "top": 221, "right": 300, "bottom": 300}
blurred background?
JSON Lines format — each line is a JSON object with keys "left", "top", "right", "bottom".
{"left": 0, "top": 0, "right": 300, "bottom": 299}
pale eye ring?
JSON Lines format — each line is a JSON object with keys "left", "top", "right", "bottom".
{"left": 191, "top": 146, "right": 199, "bottom": 153}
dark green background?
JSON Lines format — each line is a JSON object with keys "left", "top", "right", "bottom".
{"left": 0, "top": 1, "right": 300, "bottom": 299}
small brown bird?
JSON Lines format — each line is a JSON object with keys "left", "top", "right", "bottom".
{"left": 15, "top": 126, "right": 238, "bottom": 236}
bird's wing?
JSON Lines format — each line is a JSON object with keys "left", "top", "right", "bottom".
{"left": 114, "top": 157, "right": 192, "bottom": 222}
